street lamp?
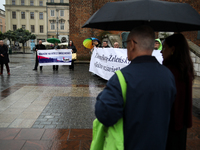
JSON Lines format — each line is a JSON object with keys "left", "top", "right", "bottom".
{"left": 56, "top": 9, "right": 59, "bottom": 39}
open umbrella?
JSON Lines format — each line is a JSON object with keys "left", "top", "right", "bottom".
{"left": 47, "top": 38, "right": 61, "bottom": 43}
{"left": 82, "top": 0, "right": 200, "bottom": 32}
{"left": 83, "top": 37, "right": 100, "bottom": 49}
{"left": 58, "top": 42, "right": 68, "bottom": 46}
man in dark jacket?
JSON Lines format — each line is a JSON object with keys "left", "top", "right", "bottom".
{"left": 102, "top": 41, "right": 110, "bottom": 48}
{"left": 0, "top": 40, "right": 10, "bottom": 75}
{"left": 95, "top": 26, "right": 176, "bottom": 150}
{"left": 33, "top": 40, "right": 46, "bottom": 71}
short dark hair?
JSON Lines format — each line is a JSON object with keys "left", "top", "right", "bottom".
{"left": 103, "top": 41, "right": 108, "bottom": 44}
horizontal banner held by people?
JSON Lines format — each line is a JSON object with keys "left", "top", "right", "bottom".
{"left": 89, "top": 48, "right": 130, "bottom": 80}
{"left": 37, "top": 49, "right": 72, "bottom": 66}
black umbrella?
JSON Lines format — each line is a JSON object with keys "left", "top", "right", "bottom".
{"left": 82, "top": 0, "right": 200, "bottom": 32}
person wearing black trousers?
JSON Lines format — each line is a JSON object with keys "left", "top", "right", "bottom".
{"left": 33, "top": 40, "right": 46, "bottom": 71}
{"left": 67, "top": 40, "right": 77, "bottom": 71}
{"left": 0, "top": 40, "right": 10, "bottom": 75}
{"left": 53, "top": 42, "right": 60, "bottom": 71}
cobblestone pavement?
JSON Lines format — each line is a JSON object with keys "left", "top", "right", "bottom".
{"left": 0, "top": 53, "right": 199, "bottom": 150}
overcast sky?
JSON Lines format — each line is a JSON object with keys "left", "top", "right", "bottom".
{"left": 0, "top": 0, "right": 5, "bottom": 11}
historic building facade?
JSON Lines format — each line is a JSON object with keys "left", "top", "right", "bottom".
{"left": 0, "top": 9, "right": 6, "bottom": 33}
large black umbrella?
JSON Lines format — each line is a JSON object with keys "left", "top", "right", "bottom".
{"left": 82, "top": 0, "right": 200, "bottom": 32}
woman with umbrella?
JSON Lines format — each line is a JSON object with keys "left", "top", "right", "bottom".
{"left": 67, "top": 40, "right": 77, "bottom": 70}
{"left": 161, "top": 34, "right": 194, "bottom": 150}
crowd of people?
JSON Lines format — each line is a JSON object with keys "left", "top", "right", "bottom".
{"left": 33, "top": 40, "right": 77, "bottom": 71}
{"left": 0, "top": 25, "right": 195, "bottom": 150}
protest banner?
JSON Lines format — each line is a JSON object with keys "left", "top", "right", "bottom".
{"left": 37, "top": 49, "right": 72, "bottom": 66}
{"left": 89, "top": 48, "right": 130, "bottom": 80}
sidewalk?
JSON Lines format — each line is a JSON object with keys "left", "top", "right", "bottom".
{"left": 0, "top": 53, "right": 199, "bottom": 149}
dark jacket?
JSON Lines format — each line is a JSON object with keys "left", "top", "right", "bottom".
{"left": 0, "top": 44, "right": 9, "bottom": 64}
{"left": 35, "top": 44, "right": 46, "bottom": 50}
{"left": 163, "top": 59, "right": 193, "bottom": 130}
{"left": 95, "top": 56, "right": 176, "bottom": 150}
{"left": 67, "top": 44, "right": 77, "bottom": 53}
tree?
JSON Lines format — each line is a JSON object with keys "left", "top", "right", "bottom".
{"left": 0, "top": 31, "right": 5, "bottom": 40}
{"left": 4, "top": 30, "right": 16, "bottom": 46}
{"left": 15, "top": 28, "right": 36, "bottom": 53}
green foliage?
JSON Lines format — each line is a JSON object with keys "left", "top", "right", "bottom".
{"left": 0, "top": 31, "right": 5, "bottom": 40}
{"left": 4, "top": 30, "right": 16, "bottom": 44}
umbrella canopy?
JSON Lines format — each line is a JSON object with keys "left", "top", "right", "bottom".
{"left": 42, "top": 41, "right": 52, "bottom": 45}
{"left": 82, "top": 0, "right": 200, "bottom": 32}
{"left": 47, "top": 38, "right": 61, "bottom": 43}
{"left": 83, "top": 37, "right": 100, "bottom": 49}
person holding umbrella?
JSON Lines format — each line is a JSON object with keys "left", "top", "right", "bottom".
{"left": 53, "top": 42, "right": 60, "bottom": 71}
{"left": 161, "top": 34, "right": 194, "bottom": 150}
{"left": 67, "top": 40, "right": 77, "bottom": 70}
{"left": 95, "top": 25, "right": 176, "bottom": 150}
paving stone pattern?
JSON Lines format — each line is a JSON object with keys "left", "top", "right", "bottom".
{"left": 32, "top": 97, "right": 96, "bottom": 129}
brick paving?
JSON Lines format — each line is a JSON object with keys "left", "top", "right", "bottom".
{"left": 0, "top": 53, "right": 199, "bottom": 149}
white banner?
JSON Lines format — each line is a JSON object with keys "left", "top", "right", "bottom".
{"left": 37, "top": 49, "right": 72, "bottom": 66}
{"left": 89, "top": 48, "right": 130, "bottom": 80}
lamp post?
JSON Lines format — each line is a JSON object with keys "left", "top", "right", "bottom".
{"left": 56, "top": 9, "right": 59, "bottom": 39}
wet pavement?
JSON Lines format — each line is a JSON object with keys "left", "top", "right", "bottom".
{"left": 0, "top": 53, "right": 199, "bottom": 150}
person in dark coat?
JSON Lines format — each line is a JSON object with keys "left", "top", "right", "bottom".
{"left": 102, "top": 41, "right": 110, "bottom": 48}
{"left": 33, "top": 40, "right": 46, "bottom": 71}
{"left": 67, "top": 40, "right": 77, "bottom": 70}
{"left": 0, "top": 40, "right": 10, "bottom": 75}
{"left": 53, "top": 42, "right": 60, "bottom": 71}
{"left": 162, "top": 34, "right": 194, "bottom": 150}
{"left": 95, "top": 26, "right": 176, "bottom": 150}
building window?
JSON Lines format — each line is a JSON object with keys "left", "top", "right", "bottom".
{"left": 30, "top": 0, "right": 34, "bottom": 6}
{"left": 60, "top": 10, "right": 64, "bottom": 16}
{"left": 0, "top": 26, "right": 2, "bottom": 32}
{"left": 60, "top": 23, "right": 64, "bottom": 30}
{"left": 40, "top": 25, "right": 43, "bottom": 33}
{"left": 22, "top": 25, "right": 26, "bottom": 29}
{"left": 30, "top": 12, "right": 34, "bottom": 19}
{"left": 13, "top": 25, "right": 17, "bottom": 31}
{"left": 51, "top": 10, "right": 54, "bottom": 16}
{"left": 39, "top": 12, "right": 43, "bottom": 19}
{"left": 31, "top": 25, "right": 35, "bottom": 32}
{"left": 0, "top": 19, "right": 2, "bottom": 23}
{"left": 12, "top": 0, "right": 15, "bottom": 5}
{"left": 12, "top": 11, "right": 16, "bottom": 19}
{"left": 21, "top": 0, "right": 25, "bottom": 5}
{"left": 39, "top": 1, "right": 43, "bottom": 6}
{"left": 60, "top": 0, "right": 64, "bottom": 3}
{"left": 51, "top": 23, "right": 55, "bottom": 30}
{"left": 21, "top": 12, "right": 25, "bottom": 19}
{"left": 50, "top": 0, "right": 54, "bottom": 2}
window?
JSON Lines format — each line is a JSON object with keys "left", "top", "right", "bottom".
{"left": 60, "top": 0, "right": 64, "bottom": 3}
{"left": 21, "top": 12, "right": 25, "bottom": 19}
{"left": 30, "top": 0, "right": 34, "bottom": 6}
{"left": 51, "top": 10, "right": 54, "bottom": 16}
{"left": 39, "top": 12, "right": 43, "bottom": 19}
{"left": 60, "top": 10, "right": 64, "bottom": 16}
{"left": 12, "top": 0, "right": 15, "bottom": 5}
{"left": 39, "top": 1, "right": 43, "bottom": 6}
{"left": 50, "top": 0, "right": 54, "bottom": 2}
{"left": 40, "top": 25, "right": 43, "bottom": 33}
{"left": 12, "top": 11, "right": 16, "bottom": 19}
{"left": 51, "top": 23, "right": 55, "bottom": 30}
{"left": 30, "top": 12, "right": 34, "bottom": 19}
{"left": 60, "top": 23, "right": 64, "bottom": 30}
{"left": 31, "top": 25, "right": 35, "bottom": 32}
{"left": 0, "top": 26, "right": 2, "bottom": 32}
{"left": 21, "top": 0, "right": 24, "bottom": 5}
{"left": 22, "top": 25, "right": 26, "bottom": 29}
{"left": 0, "top": 19, "right": 2, "bottom": 23}
{"left": 13, "top": 25, "right": 17, "bottom": 31}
